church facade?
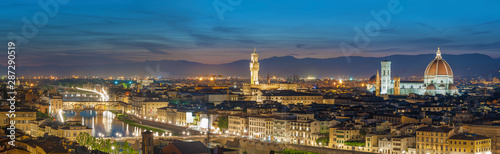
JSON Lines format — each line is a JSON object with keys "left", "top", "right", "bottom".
{"left": 370, "top": 48, "right": 459, "bottom": 96}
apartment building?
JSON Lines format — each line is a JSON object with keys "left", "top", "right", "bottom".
{"left": 228, "top": 115, "right": 248, "bottom": 136}
{"left": 416, "top": 127, "right": 455, "bottom": 154}
{"left": 0, "top": 109, "right": 37, "bottom": 135}
{"left": 248, "top": 116, "right": 272, "bottom": 140}
{"left": 448, "top": 134, "right": 491, "bottom": 154}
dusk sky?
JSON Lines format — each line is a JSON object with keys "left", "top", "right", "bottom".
{"left": 2, "top": 0, "right": 500, "bottom": 66}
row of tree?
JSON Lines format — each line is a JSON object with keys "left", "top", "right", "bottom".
{"left": 76, "top": 132, "right": 138, "bottom": 154}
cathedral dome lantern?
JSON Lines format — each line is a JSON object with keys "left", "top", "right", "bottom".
{"left": 424, "top": 47, "right": 453, "bottom": 76}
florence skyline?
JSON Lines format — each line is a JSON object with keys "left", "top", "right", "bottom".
{"left": 1, "top": 1, "right": 500, "bottom": 67}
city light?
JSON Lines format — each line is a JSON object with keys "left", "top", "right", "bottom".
{"left": 6, "top": 4, "right": 496, "bottom": 153}
{"left": 58, "top": 110, "right": 64, "bottom": 122}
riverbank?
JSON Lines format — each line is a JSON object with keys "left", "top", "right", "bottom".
{"left": 115, "top": 113, "right": 167, "bottom": 133}
{"left": 127, "top": 115, "right": 195, "bottom": 136}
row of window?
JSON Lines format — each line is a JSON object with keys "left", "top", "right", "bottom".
{"left": 417, "top": 132, "right": 449, "bottom": 137}
{"left": 449, "top": 140, "right": 490, "bottom": 145}
{"left": 417, "top": 137, "right": 446, "bottom": 143}
{"left": 3, "top": 119, "right": 31, "bottom": 124}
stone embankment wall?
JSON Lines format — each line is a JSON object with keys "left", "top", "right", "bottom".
{"left": 231, "top": 138, "right": 374, "bottom": 154}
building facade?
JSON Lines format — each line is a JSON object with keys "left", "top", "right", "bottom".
{"left": 369, "top": 48, "right": 459, "bottom": 96}
{"left": 416, "top": 127, "right": 455, "bottom": 154}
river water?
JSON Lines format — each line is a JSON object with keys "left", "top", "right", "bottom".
{"left": 63, "top": 110, "right": 168, "bottom": 138}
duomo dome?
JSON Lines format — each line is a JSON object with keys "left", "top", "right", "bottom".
{"left": 424, "top": 49, "right": 453, "bottom": 76}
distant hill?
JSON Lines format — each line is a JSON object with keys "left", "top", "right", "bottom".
{"left": 5, "top": 54, "right": 500, "bottom": 79}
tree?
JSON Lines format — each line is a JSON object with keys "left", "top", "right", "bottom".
{"left": 76, "top": 132, "right": 139, "bottom": 153}
{"left": 359, "top": 128, "right": 367, "bottom": 136}
{"left": 45, "top": 108, "right": 49, "bottom": 114}
{"left": 316, "top": 136, "right": 329, "bottom": 146}
{"left": 218, "top": 116, "right": 228, "bottom": 129}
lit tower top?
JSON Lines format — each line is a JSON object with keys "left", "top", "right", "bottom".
{"left": 250, "top": 48, "right": 259, "bottom": 85}
{"left": 436, "top": 47, "right": 442, "bottom": 59}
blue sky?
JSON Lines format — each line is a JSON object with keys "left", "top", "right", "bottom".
{"left": 1, "top": 0, "right": 500, "bottom": 66}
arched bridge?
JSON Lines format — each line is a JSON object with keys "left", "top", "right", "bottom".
{"left": 62, "top": 92, "right": 102, "bottom": 101}
{"left": 62, "top": 101, "right": 127, "bottom": 115}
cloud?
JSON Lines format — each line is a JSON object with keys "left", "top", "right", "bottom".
{"left": 415, "top": 22, "right": 437, "bottom": 31}
{"left": 410, "top": 37, "right": 453, "bottom": 45}
{"left": 295, "top": 43, "right": 335, "bottom": 49}
{"left": 475, "top": 20, "right": 500, "bottom": 26}
{"left": 212, "top": 26, "right": 244, "bottom": 33}
{"left": 369, "top": 48, "right": 400, "bottom": 53}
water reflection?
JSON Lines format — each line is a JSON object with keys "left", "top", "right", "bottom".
{"left": 63, "top": 110, "right": 166, "bottom": 138}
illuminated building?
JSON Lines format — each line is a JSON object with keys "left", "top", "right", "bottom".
{"left": 256, "top": 90, "right": 323, "bottom": 105}
{"left": 41, "top": 123, "right": 92, "bottom": 141}
{"left": 378, "top": 136, "right": 416, "bottom": 154}
{"left": 248, "top": 116, "right": 273, "bottom": 139}
{"left": 242, "top": 49, "right": 298, "bottom": 96}
{"left": 464, "top": 124, "right": 500, "bottom": 154}
{"left": 416, "top": 126, "right": 455, "bottom": 154}
{"left": 250, "top": 48, "right": 259, "bottom": 85}
{"left": 376, "top": 70, "right": 381, "bottom": 96}
{"left": 49, "top": 95, "right": 63, "bottom": 114}
{"left": 139, "top": 100, "right": 169, "bottom": 118}
{"left": 158, "top": 107, "right": 178, "bottom": 124}
{"left": 381, "top": 60, "right": 391, "bottom": 94}
{"left": 228, "top": 115, "right": 248, "bottom": 136}
{"left": 329, "top": 123, "right": 362, "bottom": 150}
{"left": 287, "top": 114, "right": 324, "bottom": 146}
{"left": 369, "top": 48, "right": 459, "bottom": 96}
{"left": 394, "top": 77, "right": 400, "bottom": 95}
{"left": 0, "top": 109, "right": 37, "bottom": 135}
{"left": 448, "top": 134, "right": 491, "bottom": 154}
{"left": 273, "top": 117, "right": 293, "bottom": 143}
{"left": 423, "top": 47, "right": 459, "bottom": 96}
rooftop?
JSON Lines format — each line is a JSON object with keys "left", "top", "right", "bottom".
{"left": 449, "top": 134, "right": 490, "bottom": 140}
{"left": 416, "top": 126, "right": 453, "bottom": 133}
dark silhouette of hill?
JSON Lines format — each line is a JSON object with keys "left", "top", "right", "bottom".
{"left": 6, "top": 54, "right": 500, "bottom": 79}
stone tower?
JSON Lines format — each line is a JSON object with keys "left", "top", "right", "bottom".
{"left": 394, "top": 77, "right": 400, "bottom": 95}
{"left": 142, "top": 131, "right": 154, "bottom": 154}
{"left": 250, "top": 48, "right": 259, "bottom": 85}
{"left": 376, "top": 70, "right": 380, "bottom": 96}
{"left": 380, "top": 60, "right": 391, "bottom": 95}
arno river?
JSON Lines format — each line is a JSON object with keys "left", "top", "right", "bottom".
{"left": 63, "top": 110, "right": 167, "bottom": 138}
